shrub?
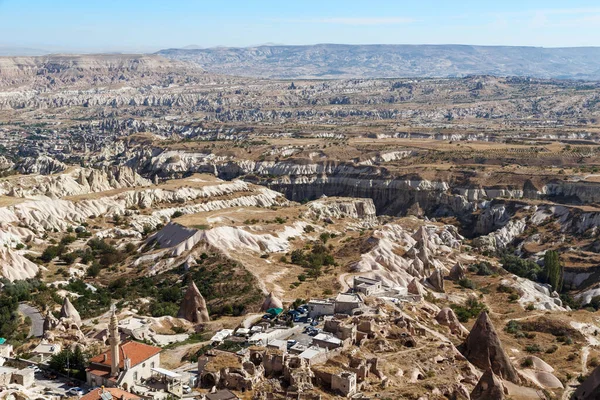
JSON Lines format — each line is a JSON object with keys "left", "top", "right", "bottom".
{"left": 304, "top": 225, "right": 315, "bottom": 233}
{"left": 451, "top": 297, "right": 487, "bottom": 323}
{"left": 505, "top": 320, "right": 521, "bottom": 335}
{"left": 458, "top": 278, "right": 475, "bottom": 289}
{"left": 500, "top": 254, "right": 542, "bottom": 281}
{"left": 525, "top": 344, "right": 542, "bottom": 353}
{"left": 521, "top": 357, "right": 534, "bottom": 368}
{"left": 319, "top": 232, "right": 331, "bottom": 243}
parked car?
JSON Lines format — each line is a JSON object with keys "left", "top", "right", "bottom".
{"left": 67, "top": 387, "right": 85, "bottom": 396}
{"left": 182, "top": 385, "right": 192, "bottom": 394}
{"left": 27, "top": 365, "right": 41, "bottom": 373}
{"left": 287, "top": 340, "right": 297, "bottom": 349}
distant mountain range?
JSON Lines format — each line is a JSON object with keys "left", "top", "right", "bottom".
{"left": 157, "top": 44, "right": 600, "bottom": 80}
{"left": 0, "top": 46, "right": 51, "bottom": 56}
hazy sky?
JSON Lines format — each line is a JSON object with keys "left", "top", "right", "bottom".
{"left": 1, "top": 0, "right": 600, "bottom": 52}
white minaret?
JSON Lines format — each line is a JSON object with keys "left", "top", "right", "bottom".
{"left": 108, "top": 304, "right": 120, "bottom": 377}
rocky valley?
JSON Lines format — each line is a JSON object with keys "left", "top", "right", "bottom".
{"left": 1, "top": 53, "right": 600, "bottom": 400}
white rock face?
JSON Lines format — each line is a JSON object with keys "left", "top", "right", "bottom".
{"left": 499, "top": 277, "right": 565, "bottom": 311}
{"left": 0, "top": 180, "right": 283, "bottom": 234}
{"left": 473, "top": 219, "right": 526, "bottom": 251}
{"left": 575, "top": 283, "right": 600, "bottom": 305}
{"left": 148, "top": 220, "right": 306, "bottom": 259}
{"left": 351, "top": 223, "right": 460, "bottom": 289}
{"left": 305, "top": 197, "right": 377, "bottom": 227}
{"left": 0, "top": 176, "right": 286, "bottom": 280}
{"left": 16, "top": 155, "right": 67, "bottom": 175}
{"left": 0, "top": 246, "right": 41, "bottom": 281}
{"left": 0, "top": 166, "right": 150, "bottom": 198}
{"left": 358, "top": 150, "right": 415, "bottom": 165}
{"left": 0, "top": 156, "right": 14, "bottom": 170}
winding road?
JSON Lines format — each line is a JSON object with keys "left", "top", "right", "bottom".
{"left": 18, "top": 303, "right": 44, "bottom": 338}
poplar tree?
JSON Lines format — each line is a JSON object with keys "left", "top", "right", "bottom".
{"left": 543, "top": 250, "right": 563, "bottom": 292}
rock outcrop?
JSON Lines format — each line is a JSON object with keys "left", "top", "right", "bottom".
{"left": 16, "top": 155, "right": 67, "bottom": 175}
{"left": 435, "top": 308, "right": 469, "bottom": 337}
{"left": 261, "top": 292, "right": 283, "bottom": 311}
{"left": 573, "top": 364, "right": 600, "bottom": 399}
{"left": 60, "top": 297, "right": 82, "bottom": 326}
{"left": 407, "top": 278, "right": 424, "bottom": 296}
{"left": 177, "top": 281, "right": 210, "bottom": 324}
{"left": 43, "top": 313, "right": 59, "bottom": 332}
{"left": 448, "top": 262, "right": 466, "bottom": 281}
{"left": 470, "top": 369, "right": 506, "bottom": 400}
{"left": 427, "top": 268, "right": 445, "bottom": 293}
{"left": 459, "top": 311, "right": 520, "bottom": 384}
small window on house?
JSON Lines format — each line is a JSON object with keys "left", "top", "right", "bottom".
{"left": 142, "top": 363, "right": 146, "bottom": 368}
{"left": 151, "top": 362, "right": 155, "bottom": 368}
{"left": 133, "top": 371, "right": 138, "bottom": 381}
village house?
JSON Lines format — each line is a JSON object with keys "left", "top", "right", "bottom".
{"left": 86, "top": 307, "right": 161, "bottom": 391}
{"left": 81, "top": 387, "right": 140, "bottom": 400}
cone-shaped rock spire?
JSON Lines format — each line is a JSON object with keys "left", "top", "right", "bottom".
{"left": 459, "top": 311, "right": 520, "bottom": 384}
{"left": 177, "top": 281, "right": 210, "bottom": 324}
{"left": 471, "top": 369, "right": 506, "bottom": 400}
{"left": 261, "top": 292, "right": 283, "bottom": 311}
{"left": 449, "top": 262, "right": 466, "bottom": 281}
{"left": 407, "top": 278, "right": 424, "bottom": 296}
{"left": 60, "top": 297, "right": 81, "bottom": 325}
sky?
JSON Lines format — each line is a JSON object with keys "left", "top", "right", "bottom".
{"left": 1, "top": 0, "right": 600, "bottom": 53}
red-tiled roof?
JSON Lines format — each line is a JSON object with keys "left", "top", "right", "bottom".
{"left": 89, "top": 341, "right": 161, "bottom": 369}
{"left": 81, "top": 388, "right": 140, "bottom": 400}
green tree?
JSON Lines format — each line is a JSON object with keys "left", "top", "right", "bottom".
{"left": 543, "top": 250, "right": 563, "bottom": 292}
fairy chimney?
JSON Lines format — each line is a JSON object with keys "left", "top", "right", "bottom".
{"left": 177, "top": 281, "right": 210, "bottom": 324}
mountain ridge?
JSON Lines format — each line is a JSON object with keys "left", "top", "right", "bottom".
{"left": 157, "top": 43, "right": 600, "bottom": 80}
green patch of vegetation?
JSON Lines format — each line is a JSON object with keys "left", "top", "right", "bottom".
{"left": 458, "top": 278, "right": 476, "bottom": 289}
{"left": 162, "top": 332, "right": 208, "bottom": 349}
{"left": 521, "top": 357, "right": 534, "bottom": 368}
{"left": 450, "top": 297, "right": 488, "bottom": 323}
{"left": 289, "top": 239, "right": 337, "bottom": 279}
{"left": 525, "top": 344, "right": 542, "bottom": 353}
{"left": 468, "top": 261, "right": 494, "bottom": 276}
{"left": 500, "top": 254, "right": 542, "bottom": 281}
{"left": 48, "top": 345, "right": 87, "bottom": 380}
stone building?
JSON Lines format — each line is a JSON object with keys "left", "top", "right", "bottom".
{"left": 86, "top": 307, "right": 162, "bottom": 391}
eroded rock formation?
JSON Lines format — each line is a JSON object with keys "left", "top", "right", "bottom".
{"left": 261, "top": 292, "right": 283, "bottom": 311}
{"left": 459, "top": 311, "right": 520, "bottom": 384}
{"left": 177, "top": 281, "right": 210, "bottom": 324}
{"left": 471, "top": 369, "right": 506, "bottom": 400}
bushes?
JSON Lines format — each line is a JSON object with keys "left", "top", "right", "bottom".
{"left": 451, "top": 297, "right": 488, "bottom": 323}
{"left": 468, "top": 261, "right": 494, "bottom": 276}
{"left": 525, "top": 344, "right": 542, "bottom": 353}
{"left": 40, "top": 245, "right": 64, "bottom": 263}
{"left": 289, "top": 242, "right": 336, "bottom": 278}
{"left": 458, "top": 278, "right": 476, "bottom": 289}
{"left": 521, "top": 357, "right": 534, "bottom": 368}
{"left": 505, "top": 320, "right": 520, "bottom": 334}
{"left": 149, "top": 301, "right": 179, "bottom": 317}
{"left": 500, "top": 254, "right": 542, "bottom": 281}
